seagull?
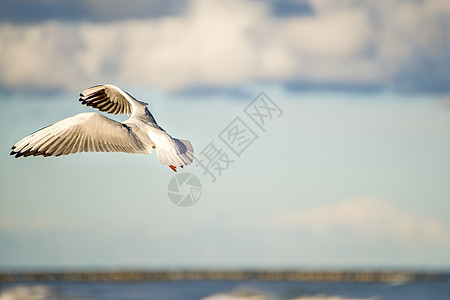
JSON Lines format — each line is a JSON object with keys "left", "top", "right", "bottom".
{"left": 10, "top": 84, "right": 194, "bottom": 172}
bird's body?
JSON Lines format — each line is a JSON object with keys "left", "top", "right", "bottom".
{"left": 10, "top": 84, "right": 194, "bottom": 171}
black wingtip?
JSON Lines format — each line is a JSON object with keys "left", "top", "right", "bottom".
{"left": 22, "top": 150, "right": 33, "bottom": 157}
{"left": 10, "top": 146, "right": 20, "bottom": 157}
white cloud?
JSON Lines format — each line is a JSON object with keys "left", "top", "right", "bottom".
{"left": 0, "top": 0, "right": 449, "bottom": 93}
{"left": 269, "top": 197, "right": 450, "bottom": 249}
{"left": 438, "top": 94, "right": 450, "bottom": 109}
{"left": 0, "top": 216, "right": 14, "bottom": 229}
{"left": 0, "top": 215, "right": 86, "bottom": 231}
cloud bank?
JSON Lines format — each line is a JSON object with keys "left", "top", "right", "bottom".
{"left": 269, "top": 197, "right": 450, "bottom": 263}
{"left": 0, "top": 0, "right": 449, "bottom": 94}
{"left": 2, "top": 196, "right": 449, "bottom": 268}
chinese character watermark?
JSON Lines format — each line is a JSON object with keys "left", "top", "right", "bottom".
{"left": 195, "top": 141, "right": 235, "bottom": 183}
{"left": 219, "top": 117, "right": 258, "bottom": 157}
{"left": 245, "top": 92, "right": 283, "bottom": 131}
{"left": 167, "top": 92, "right": 282, "bottom": 207}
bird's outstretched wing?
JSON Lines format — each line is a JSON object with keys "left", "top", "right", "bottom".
{"left": 10, "top": 112, "right": 154, "bottom": 158}
{"left": 79, "top": 84, "right": 146, "bottom": 116}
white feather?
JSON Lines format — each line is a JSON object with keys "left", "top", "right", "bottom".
{"left": 11, "top": 84, "right": 194, "bottom": 169}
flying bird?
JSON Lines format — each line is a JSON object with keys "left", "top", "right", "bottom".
{"left": 10, "top": 84, "right": 194, "bottom": 172}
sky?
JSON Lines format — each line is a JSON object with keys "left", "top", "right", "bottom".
{"left": 0, "top": 0, "right": 450, "bottom": 270}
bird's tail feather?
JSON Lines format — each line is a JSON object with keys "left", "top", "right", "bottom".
{"left": 156, "top": 138, "right": 194, "bottom": 167}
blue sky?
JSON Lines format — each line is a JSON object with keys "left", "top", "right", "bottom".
{"left": 0, "top": 0, "right": 450, "bottom": 270}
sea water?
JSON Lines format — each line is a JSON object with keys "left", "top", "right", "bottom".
{"left": 1, "top": 278, "right": 449, "bottom": 300}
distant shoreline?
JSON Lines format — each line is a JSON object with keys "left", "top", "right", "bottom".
{"left": 0, "top": 270, "right": 446, "bottom": 283}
